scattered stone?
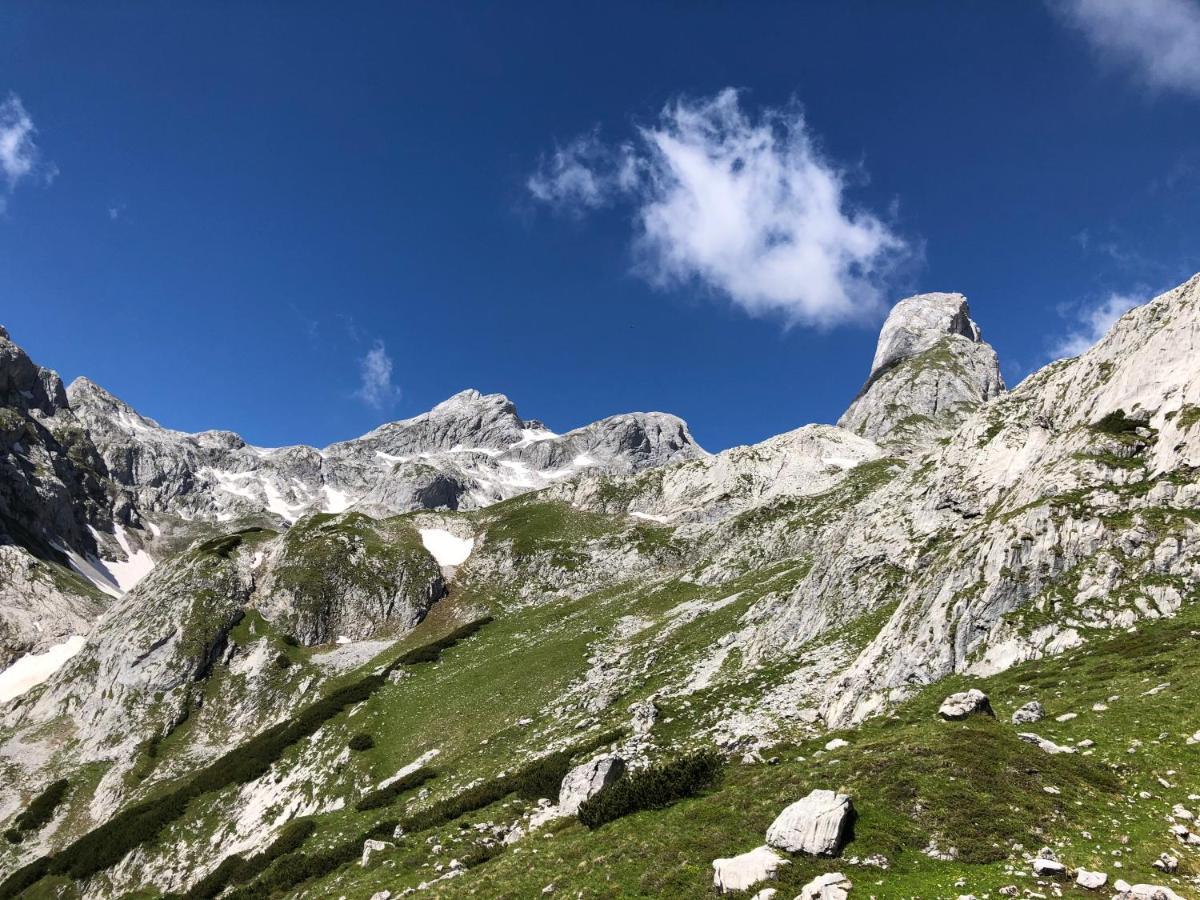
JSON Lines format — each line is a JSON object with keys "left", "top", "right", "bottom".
{"left": 1141, "top": 683, "right": 1170, "bottom": 696}
{"left": 825, "top": 738, "right": 849, "bottom": 751}
{"left": 1075, "top": 868, "right": 1106, "bottom": 889}
{"left": 369, "top": 892, "right": 391, "bottom": 900}
{"left": 938, "top": 689, "right": 994, "bottom": 720}
{"left": 1011, "top": 701, "right": 1045, "bottom": 724}
{"left": 765, "top": 789, "right": 854, "bottom": 855}
{"left": 1152, "top": 853, "right": 1177, "bottom": 873}
{"left": 922, "top": 839, "right": 958, "bottom": 861}
{"left": 795, "top": 871, "right": 852, "bottom": 900}
{"left": 1032, "top": 857, "right": 1066, "bottom": 877}
{"left": 1055, "top": 712, "right": 1077, "bottom": 722}
{"left": 630, "top": 699, "right": 657, "bottom": 737}
{"left": 748, "top": 890, "right": 778, "bottom": 900}
{"left": 997, "top": 888, "right": 1019, "bottom": 897}
{"left": 1170, "top": 803, "right": 1193, "bottom": 821}
{"left": 1113, "top": 885, "right": 1184, "bottom": 900}
{"left": 711, "top": 846, "right": 787, "bottom": 894}
{"left": 1092, "top": 702, "right": 1108, "bottom": 711}
{"left": 541, "top": 884, "right": 555, "bottom": 895}
{"left": 1077, "top": 739, "right": 1095, "bottom": 749}
{"left": 1017, "top": 733, "right": 1076, "bottom": 755}
{"left": 1187, "top": 730, "right": 1200, "bottom": 745}
{"left": 557, "top": 754, "right": 625, "bottom": 817}
{"left": 361, "top": 839, "right": 394, "bottom": 867}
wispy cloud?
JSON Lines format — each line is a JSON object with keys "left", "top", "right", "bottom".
{"left": 355, "top": 340, "right": 401, "bottom": 409}
{"left": 1050, "top": 291, "right": 1143, "bottom": 358}
{"left": 1052, "top": 0, "right": 1200, "bottom": 96}
{"left": 0, "top": 93, "right": 53, "bottom": 211}
{"left": 527, "top": 88, "right": 910, "bottom": 328}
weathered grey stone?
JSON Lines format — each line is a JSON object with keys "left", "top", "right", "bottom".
{"left": 711, "top": 845, "right": 787, "bottom": 894}
{"left": 1011, "top": 700, "right": 1046, "bottom": 724}
{"left": 938, "top": 689, "right": 994, "bottom": 720}
{"left": 362, "top": 838, "right": 394, "bottom": 867}
{"left": 557, "top": 754, "right": 625, "bottom": 817}
{"left": 1075, "top": 868, "right": 1106, "bottom": 889}
{"left": 795, "top": 871, "right": 853, "bottom": 900}
{"left": 765, "top": 789, "right": 853, "bottom": 855}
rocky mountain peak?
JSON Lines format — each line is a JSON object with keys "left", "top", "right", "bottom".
{"left": 868, "top": 292, "right": 982, "bottom": 378}
{"left": 839, "top": 291, "right": 1004, "bottom": 452}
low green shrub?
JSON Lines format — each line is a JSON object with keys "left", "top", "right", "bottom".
{"left": 396, "top": 616, "right": 493, "bottom": 664}
{"left": 348, "top": 732, "right": 375, "bottom": 752}
{"left": 3, "top": 829, "right": 21, "bottom": 845}
{"left": 182, "top": 818, "right": 315, "bottom": 899}
{"left": 578, "top": 750, "right": 723, "bottom": 829}
{"left": 353, "top": 766, "right": 435, "bottom": 811}
{"left": 1092, "top": 408, "right": 1144, "bottom": 435}
{"left": 275, "top": 652, "right": 293, "bottom": 669}
{"left": 14, "top": 779, "right": 70, "bottom": 832}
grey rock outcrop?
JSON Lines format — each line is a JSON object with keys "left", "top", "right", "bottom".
{"left": 765, "top": 789, "right": 853, "bottom": 856}
{"left": 839, "top": 292, "right": 1004, "bottom": 452}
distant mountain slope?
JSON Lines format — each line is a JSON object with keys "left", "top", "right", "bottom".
{"left": 1, "top": 276, "right": 1198, "bottom": 900}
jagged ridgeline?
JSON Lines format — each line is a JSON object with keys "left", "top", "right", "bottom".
{"left": 1, "top": 275, "right": 1199, "bottom": 898}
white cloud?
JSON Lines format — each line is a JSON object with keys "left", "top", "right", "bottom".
{"left": 528, "top": 89, "right": 909, "bottom": 327}
{"left": 1053, "top": 0, "right": 1200, "bottom": 95}
{"left": 1050, "top": 292, "right": 1143, "bottom": 358}
{"left": 0, "top": 93, "right": 52, "bottom": 197}
{"left": 355, "top": 341, "right": 401, "bottom": 409}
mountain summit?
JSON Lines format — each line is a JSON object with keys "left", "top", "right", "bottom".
{"left": 839, "top": 292, "right": 1005, "bottom": 451}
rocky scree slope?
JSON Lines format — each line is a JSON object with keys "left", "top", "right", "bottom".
{"left": 1, "top": 278, "right": 1200, "bottom": 899}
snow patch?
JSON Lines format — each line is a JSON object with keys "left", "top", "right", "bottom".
{"left": 322, "top": 484, "right": 352, "bottom": 514}
{"left": 630, "top": 511, "right": 672, "bottom": 523}
{"left": 419, "top": 529, "right": 474, "bottom": 567}
{"left": 103, "top": 524, "right": 155, "bottom": 592}
{"left": 0, "top": 635, "right": 87, "bottom": 704}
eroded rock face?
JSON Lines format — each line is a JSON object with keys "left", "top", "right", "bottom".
{"left": 765, "top": 789, "right": 853, "bottom": 856}
{"left": 839, "top": 292, "right": 1004, "bottom": 452}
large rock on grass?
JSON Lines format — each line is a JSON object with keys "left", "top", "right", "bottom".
{"left": 765, "top": 789, "right": 853, "bottom": 856}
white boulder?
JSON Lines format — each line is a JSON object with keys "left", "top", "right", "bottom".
{"left": 1075, "top": 868, "right": 1106, "bottom": 889}
{"left": 938, "top": 689, "right": 994, "bottom": 720}
{"left": 796, "top": 871, "right": 853, "bottom": 900}
{"left": 1017, "top": 732, "right": 1076, "bottom": 754}
{"left": 558, "top": 754, "right": 625, "bottom": 817}
{"left": 711, "top": 845, "right": 787, "bottom": 894}
{"left": 361, "top": 838, "right": 394, "bottom": 867}
{"left": 765, "top": 789, "right": 854, "bottom": 856}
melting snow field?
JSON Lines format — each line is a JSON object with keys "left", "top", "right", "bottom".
{"left": 104, "top": 524, "right": 155, "bottom": 592}
{"left": 0, "top": 635, "right": 87, "bottom": 704}
{"left": 419, "top": 528, "right": 474, "bottom": 567}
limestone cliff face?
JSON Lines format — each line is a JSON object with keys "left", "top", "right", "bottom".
{"left": 838, "top": 292, "right": 1005, "bottom": 452}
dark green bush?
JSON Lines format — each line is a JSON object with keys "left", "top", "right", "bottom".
{"left": 275, "top": 652, "right": 293, "bottom": 669}
{"left": 14, "top": 779, "right": 70, "bottom": 832}
{"left": 347, "top": 732, "right": 375, "bottom": 752}
{"left": 577, "top": 750, "right": 723, "bottom": 829}
{"left": 353, "top": 766, "right": 435, "bottom": 811}
{"left": 3, "top": 829, "right": 21, "bottom": 844}
{"left": 1092, "top": 409, "right": 1144, "bottom": 435}
{"left": 281, "top": 634, "right": 300, "bottom": 647}
{"left": 183, "top": 818, "right": 315, "bottom": 899}
{"left": 396, "top": 616, "right": 493, "bottom": 665}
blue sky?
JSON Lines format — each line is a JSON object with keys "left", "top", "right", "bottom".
{"left": 1, "top": 2, "right": 1198, "bottom": 452}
